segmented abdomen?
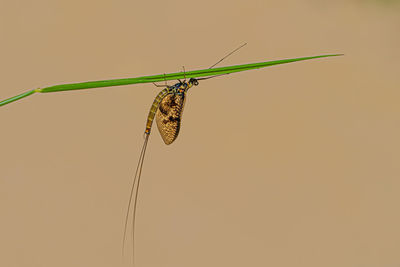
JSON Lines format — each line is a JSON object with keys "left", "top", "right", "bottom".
{"left": 145, "top": 88, "right": 171, "bottom": 135}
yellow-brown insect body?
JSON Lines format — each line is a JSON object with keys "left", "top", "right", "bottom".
{"left": 124, "top": 45, "right": 249, "bottom": 262}
{"left": 156, "top": 92, "right": 187, "bottom": 145}
{"left": 143, "top": 78, "right": 199, "bottom": 144}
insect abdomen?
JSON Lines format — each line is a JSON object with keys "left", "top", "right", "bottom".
{"left": 145, "top": 88, "right": 171, "bottom": 135}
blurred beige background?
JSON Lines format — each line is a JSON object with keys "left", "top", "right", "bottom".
{"left": 1, "top": 0, "right": 399, "bottom": 266}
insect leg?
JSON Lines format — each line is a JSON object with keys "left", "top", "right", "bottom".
{"left": 153, "top": 73, "right": 168, "bottom": 88}
{"left": 152, "top": 82, "right": 167, "bottom": 87}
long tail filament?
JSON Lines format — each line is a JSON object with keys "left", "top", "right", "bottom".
{"left": 122, "top": 132, "right": 150, "bottom": 263}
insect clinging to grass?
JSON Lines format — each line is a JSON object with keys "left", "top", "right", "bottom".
{"left": 120, "top": 45, "right": 343, "bottom": 263}
{"left": 122, "top": 44, "right": 248, "bottom": 260}
{"left": 0, "top": 44, "right": 342, "bottom": 264}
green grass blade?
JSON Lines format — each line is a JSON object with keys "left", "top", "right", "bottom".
{"left": 138, "top": 54, "right": 343, "bottom": 83}
{"left": 1, "top": 54, "right": 342, "bottom": 107}
{"left": 0, "top": 89, "right": 37, "bottom": 107}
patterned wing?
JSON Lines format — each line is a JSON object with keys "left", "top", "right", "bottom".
{"left": 156, "top": 93, "right": 186, "bottom": 145}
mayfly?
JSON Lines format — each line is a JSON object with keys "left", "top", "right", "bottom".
{"left": 0, "top": 43, "right": 342, "bottom": 264}
{"left": 122, "top": 44, "right": 248, "bottom": 261}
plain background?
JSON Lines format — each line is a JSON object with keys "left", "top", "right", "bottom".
{"left": 1, "top": 0, "right": 399, "bottom": 266}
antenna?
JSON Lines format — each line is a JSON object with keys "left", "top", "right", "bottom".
{"left": 208, "top": 43, "right": 247, "bottom": 69}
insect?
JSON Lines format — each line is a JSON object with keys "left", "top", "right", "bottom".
{"left": 0, "top": 42, "right": 341, "bottom": 264}
{"left": 122, "top": 44, "right": 248, "bottom": 262}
